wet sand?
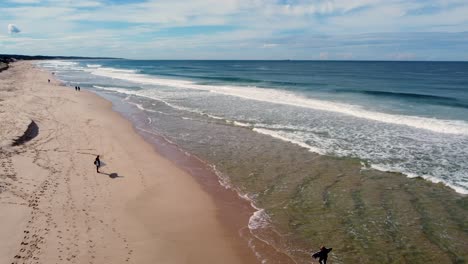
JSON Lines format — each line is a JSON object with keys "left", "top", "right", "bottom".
{"left": 0, "top": 61, "right": 260, "bottom": 264}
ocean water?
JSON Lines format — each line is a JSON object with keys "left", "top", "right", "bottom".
{"left": 36, "top": 60, "right": 468, "bottom": 263}
{"left": 37, "top": 59, "right": 468, "bottom": 193}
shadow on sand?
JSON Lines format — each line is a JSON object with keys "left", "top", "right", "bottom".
{"left": 13, "top": 120, "right": 39, "bottom": 146}
{"left": 99, "top": 172, "right": 124, "bottom": 179}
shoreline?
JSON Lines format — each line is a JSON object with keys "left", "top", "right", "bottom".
{"left": 93, "top": 82, "right": 298, "bottom": 264}
{"left": 0, "top": 61, "right": 262, "bottom": 264}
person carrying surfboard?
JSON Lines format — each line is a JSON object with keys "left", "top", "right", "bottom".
{"left": 94, "top": 155, "right": 101, "bottom": 173}
{"left": 312, "top": 246, "right": 332, "bottom": 264}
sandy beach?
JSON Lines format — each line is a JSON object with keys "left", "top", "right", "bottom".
{"left": 0, "top": 61, "right": 259, "bottom": 264}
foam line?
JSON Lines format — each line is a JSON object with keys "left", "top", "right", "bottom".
{"left": 89, "top": 67, "right": 468, "bottom": 136}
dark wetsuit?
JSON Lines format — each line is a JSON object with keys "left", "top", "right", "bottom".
{"left": 94, "top": 156, "right": 101, "bottom": 173}
{"left": 312, "top": 247, "right": 332, "bottom": 264}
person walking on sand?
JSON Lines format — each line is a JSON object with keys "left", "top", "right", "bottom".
{"left": 312, "top": 246, "right": 332, "bottom": 264}
{"left": 94, "top": 155, "right": 101, "bottom": 173}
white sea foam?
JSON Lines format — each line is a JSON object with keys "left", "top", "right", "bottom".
{"left": 127, "top": 101, "right": 159, "bottom": 113}
{"left": 206, "top": 114, "right": 224, "bottom": 120}
{"left": 233, "top": 121, "right": 251, "bottom": 127}
{"left": 240, "top": 194, "right": 272, "bottom": 231}
{"left": 210, "top": 164, "right": 232, "bottom": 189}
{"left": 86, "top": 64, "right": 102, "bottom": 68}
{"left": 93, "top": 67, "right": 139, "bottom": 74}
{"left": 89, "top": 67, "right": 468, "bottom": 136}
{"left": 134, "top": 103, "right": 144, "bottom": 111}
{"left": 248, "top": 208, "right": 271, "bottom": 230}
{"left": 93, "top": 84, "right": 222, "bottom": 122}
{"left": 38, "top": 60, "right": 78, "bottom": 67}
{"left": 253, "top": 128, "right": 327, "bottom": 155}
{"left": 254, "top": 128, "right": 468, "bottom": 194}
{"left": 371, "top": 164, "right": 468, "bottom": 195}
{"left": 93, "top": 85, "right": 139, "bottom": 95}
{"left": 37, "top": 60, "right": 84, "bottom": 72}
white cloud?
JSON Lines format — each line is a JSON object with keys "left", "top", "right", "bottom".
{"left": 4, "top": 6, "right": 74, "bottom": 20}
{"left": 8, "top": 0, "right": 41, "bottom": 3}
{"left": 8, "top": 24, "right": 21, "bottom": 34}
{"left": 70, "top": 1, "right": 102, "bottom": 8}
{"left": 1, "top": 0, "right": 467, "bottom": 59}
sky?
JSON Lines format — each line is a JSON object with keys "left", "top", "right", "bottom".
{"left": 0, "top": 0, "right": 467, "bottom": 60}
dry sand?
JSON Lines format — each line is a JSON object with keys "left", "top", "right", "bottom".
{"left": 0, "top": 61, "right": 259, "bottom": 264}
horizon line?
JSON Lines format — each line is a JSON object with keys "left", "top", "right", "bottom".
{"left": 2, "top": 54, "right": 468, "bottom": 63}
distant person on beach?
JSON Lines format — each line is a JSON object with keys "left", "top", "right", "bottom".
{"left": 48, "top": 79, "right": 50, "bottom": 83}
{"left": 75, "top": 86, "right": 77, "bottom": 91}
{"left": 94, "top": 155, "right": 101, "bottom": 173}
{"left": 312, "top": 246, "right": 332, "bottom": 264}
{"left": 78, "top": 86, "right": 81, "bottom": 91}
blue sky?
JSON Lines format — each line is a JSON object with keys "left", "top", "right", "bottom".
{"left": 1, "top": 0, "right": 467, "bottom": 60}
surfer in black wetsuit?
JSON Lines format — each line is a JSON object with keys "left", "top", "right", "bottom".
{"left": 312, "top": 246, "right": 332, "bottom": 264}
{"left": 94, "top": 155, "right": 101, "bottom": 173}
